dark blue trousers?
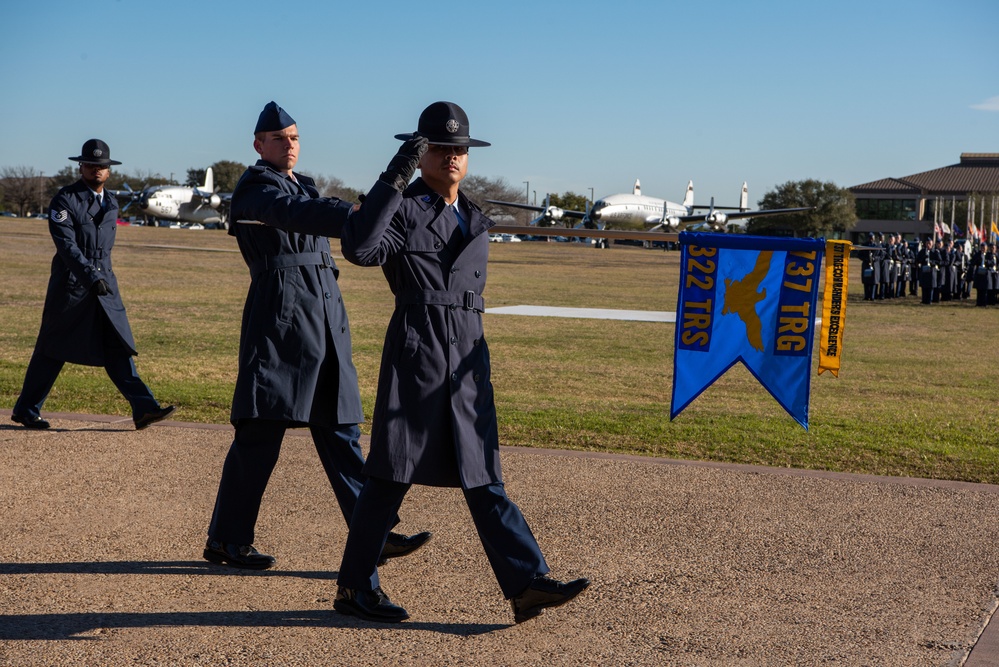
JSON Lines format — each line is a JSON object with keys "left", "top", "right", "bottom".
{"left": 921, "top": 284, "right": 935, "bottom": 304}
{"left": 208, "top": 419, "right": 373, "bottom": 545}
{"left": 13, "top": 348, "right": 159, "bottom": 420}
{"left": 337, "top": 477, "right": 549, "bottom": 599}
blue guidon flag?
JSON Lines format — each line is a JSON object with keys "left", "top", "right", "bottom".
{"left": 670, "top": 232, "right": 825, "bottom": 430}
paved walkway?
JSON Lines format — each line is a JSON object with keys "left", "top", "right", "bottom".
{"left": 1, "top": 410, "right": 998, "bottom": 666}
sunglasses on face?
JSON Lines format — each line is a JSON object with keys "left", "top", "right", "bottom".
{"left": 427, "top": 144, "right": 468, "bottom": 156}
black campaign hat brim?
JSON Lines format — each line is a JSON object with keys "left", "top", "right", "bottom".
{"left": 69, "top": 155, "right": 122, "bottom": 165}
{"left": 394, "top": 132, "right": 490, "bottom": 147}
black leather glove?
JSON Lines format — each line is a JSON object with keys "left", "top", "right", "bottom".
{"left": 93, "top": 279, "right": 112, "bottom": 296}
{"left": 379, "top": 135, "right": 428, "bottom": 192}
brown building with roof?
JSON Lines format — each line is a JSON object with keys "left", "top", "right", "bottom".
{"left": 849, "top": 153, "right": 999, "bottom": 241}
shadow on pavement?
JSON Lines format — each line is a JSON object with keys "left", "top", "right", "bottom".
{"left": 0, "top": 560, "right": 337, "bottom": 580}
{"left": 0, "top": 610, "right": 508, "bottom": 640}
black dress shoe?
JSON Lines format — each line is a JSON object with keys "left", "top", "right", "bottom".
{"left": 378, "top": 531, "right": 432, "bottom": 565}
{"left": 203, "top": 539, "right": 275, "bottom": 570}
{"left": 11, "top": 413, "right": 50, "bottom": 430}
{"left": 134, "top": 405, "right": 176, "bottom": 430}
{"left": 334, "top": 586, "right": 409, "bottom": 623}
{"left": 511, "top": 575, "right": 590, "bottom": 624}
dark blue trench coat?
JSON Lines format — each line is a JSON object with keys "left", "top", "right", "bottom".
{"left": 36, "top": 181, "right": 137, "bottom": 365}
{"left": 228, "top": 161, "right": 399, "bottom": 427}
{"left": 341, "top": 178, "right": 500, "bottom": 489}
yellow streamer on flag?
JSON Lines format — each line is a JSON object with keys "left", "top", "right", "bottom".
{"left": 818, "top": 240, "right": 850, "bottom": 377}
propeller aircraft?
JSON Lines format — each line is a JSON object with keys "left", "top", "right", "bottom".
{"left": 112, "top": 167, "right": 231, "bottom": 228}
{"left": 487, "top": 180, "right": 810, "bottom": 246}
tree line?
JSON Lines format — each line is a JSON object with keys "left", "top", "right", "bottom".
{"left": 0, "top": 161, "right": 535, "bottom": 225}
{"left": 1, "top": 162, "right": 855, "bottom": 236}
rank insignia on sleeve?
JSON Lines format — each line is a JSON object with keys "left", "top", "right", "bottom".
{"left": 52, "top": 209, "right": 68, "bottom": 222}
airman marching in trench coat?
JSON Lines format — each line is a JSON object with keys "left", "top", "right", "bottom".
{"left": 225, "top": 163, "right": 361, "bottom": 427}
{"left": 203, "top": 102, "right": 429, "bottom": 571}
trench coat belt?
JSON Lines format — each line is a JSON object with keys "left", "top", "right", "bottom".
{"left": 249, "top": 251, "right": 333, "bottom": 278}
{"left": 83, "top": 249, "right": 106, "bottom": 260}
{"left": 395, "top": 289, "right": 485, "bottom": 313}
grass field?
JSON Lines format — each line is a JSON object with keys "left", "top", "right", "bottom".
{"left": 1, "top": 218, "right": 997, "bottom": 483}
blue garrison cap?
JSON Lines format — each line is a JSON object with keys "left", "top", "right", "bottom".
{"left": 254, "top": 101, "right": 296, "bottom": 134}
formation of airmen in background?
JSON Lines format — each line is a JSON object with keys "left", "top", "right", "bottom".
{"left": 860, "top": 233, "right": 999, "bottom": 307}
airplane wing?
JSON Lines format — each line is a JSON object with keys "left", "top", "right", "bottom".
{"left": 489, "top": 224, "right": 678, "bottom": 243}
{"left": 484, "top": 199, "right": 587, "bottom": 223}
{"left": 644, "top": 202, "right": 814, "bottom": 234}
{"left": 674, "top": 206, "right": 812, "bottom": 225}
{"left": 483, "top": 200, "right": 542, "bottom": 213}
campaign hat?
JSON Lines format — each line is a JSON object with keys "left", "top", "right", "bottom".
{"left": 69, "top": 138, "right": 121, "bottom": 166}
{"left": 395, "top": 101, "right": 490, "bottom": 147}
{"left": 255, "top": 101, "right": 296, "bottom": 134}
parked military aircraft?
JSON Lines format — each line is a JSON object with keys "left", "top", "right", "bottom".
{"left": 487, "top": 180, "right": 810, "bottom": 242}
{"left": 112, "top": 168, "right": 231, "bottom": 228}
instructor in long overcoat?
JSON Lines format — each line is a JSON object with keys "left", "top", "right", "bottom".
{"left": 11, "top": 139, "right": 173, "bottom": 431}
{"left": 334, "top": 102, "right": 588, "bottom": 625}
{"left": 39, "top": 180, "right": 137, "bottom": 362}
{"left": 346, "top": 175, "right": 500, "bottom": 489}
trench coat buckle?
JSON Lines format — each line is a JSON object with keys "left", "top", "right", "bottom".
{"left": 321, "top": 251, "right": 333, "bottom": 269}
{"left": 463, "top": 290, "right": 485, "bottom": 313}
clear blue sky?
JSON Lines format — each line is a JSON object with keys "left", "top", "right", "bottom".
{"left": 2, "top": 0, "right": 996, "bottom": 208}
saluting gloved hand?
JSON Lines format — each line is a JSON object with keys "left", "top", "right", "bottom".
{"left": 93, "top": 279, "right": 112, "bottom": 296}
{"left": 379, "top": 134, "right": 428, "bottom": 193}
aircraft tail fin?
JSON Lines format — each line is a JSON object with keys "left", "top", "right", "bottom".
{"left": 740, "top": 182, "right": 748, "bottom": 211}
{"left": 204, "top": 167, "right": 214, "bottom": 193}
{"left": 683, "top": 180, "right": 694, "bottom": 210}
{"left": 633, "top": 179, "right": 641, "bottom": 196}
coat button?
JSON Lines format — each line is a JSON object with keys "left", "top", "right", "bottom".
{"left": 449, "top": 304, "right": 457, "bottom": 311}
{"left": 434, "top": 241, "right": 442, "bottom": 249}
{"left": 451, "top": 267, "right": 458, "bottom": 273}
{"left": 475, "top": 270, "right": 481, "bottom": 278}
{"left": 473, "top": 338, "right": 480, "bottom": 346}
{"left": 341, "top": 326, "right": 346, "bottom": 333}
{"left": 451, "top": 373, "right": 458, "bottom": 382}
{"left": 473, "top": 374, "right": 481, "bottom": 382}
{"left": 450, "top": 336, "right": 457, "bottom": 345}
{"left": 324, "top": 292, "right": 331, "bottom": 298}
